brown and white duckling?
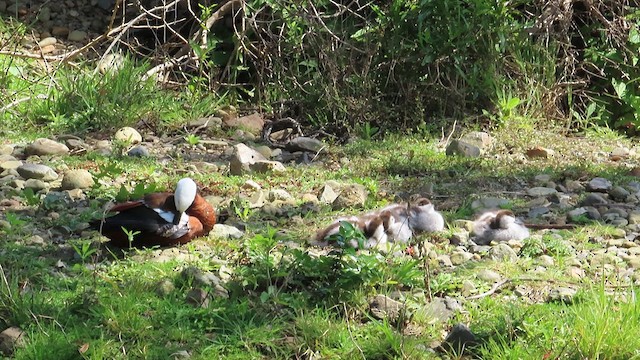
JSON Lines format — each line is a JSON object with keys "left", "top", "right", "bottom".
{"left": 472, "top": 209, "right": 530, "bottom": 245}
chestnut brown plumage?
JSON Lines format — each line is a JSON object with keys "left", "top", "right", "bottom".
{"left": 91, "top": 178, "right": 216, "bottom": 248}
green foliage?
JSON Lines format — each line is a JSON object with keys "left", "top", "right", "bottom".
{"left": 31, "top": 57, "right": 156, "bottom": 133}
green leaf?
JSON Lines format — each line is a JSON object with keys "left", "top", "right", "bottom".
{"left": 630, "top": 27, "right": 640, "bottom": 44}
{"left": 612, "top": 79, "right": 627, "bottom": 99}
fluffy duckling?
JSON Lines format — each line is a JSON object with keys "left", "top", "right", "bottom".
{"left": 472, "top": 209, "right": 530, "bottom": 245}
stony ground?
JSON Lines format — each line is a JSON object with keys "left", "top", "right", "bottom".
{"left": 2, "top": 112, "right": 640, "bottom": 355}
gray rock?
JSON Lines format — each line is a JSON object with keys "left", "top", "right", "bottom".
{"left": 0, "top": 160, "right": 21, "bottom": 171}
{"left": 437, "top": 254, "right": 453, "bottom": 267}
{"left": 269, "top": 189, "right": 293, "bottom": 201}
{"left": 127, "top": 145, "right": 149, "bottom": 157}
{"left": 155, "top": 279, "right": 175, "bottom": 296}
{"left": 527, "top": 206, "right": 549, "bottom": 218}
{"left": 247, "top": 190, "right": 267, "bottom": 208}
{"left": 97, "top": 53, "right": 125, "bottom": 74}
{"left": 477, "top": 269, "right": 501, "bottom": 283}
{"left": 331, "top": 183, "right": 368, "bottom": 209}
{"left": 629, "top": 210, "right": 640, "bottom": 225}
{"left": 254, "top": 145, "right": 272, "bottom": 159}
{"left": 250, "top": 160, "right": 286, "bottom": 174}
{"left": 0, "top": 145, "right": 13, "bottom": 155}
{"left": 568, "top": 207, "right": 600, "bottom": 221}
{"left": 462, "top": 131, "right": 492, "bottom": 148}
{"left": 319, "top": 181, "right": 340, "bottom": 204}
{"left": 441, "top": 323, "right": 477, "bottom": 353}
{"left": 223, "top": 112, "right": 265, "bottom": 135}
{"left": 450, "top": 251, "right": 473, "bottom": 265}
{"left": 538, "top": 255, "right": 555, "bottom": 267}
{"left": 421, "top": 297, "right": 453, "bottom": 322}
{"left": 547, "top": 287, "right": 577, "bottom": 303}
{"left": 489, "top": 243, "right": 518, "bottom": 261}
{"left": 38, "top": 36, "right": 56, "bottom": 47}
{"left": 0, "top": 327, "right": 26, "bottom": 355}
{"left": 534, "top": 174, "right": 552, "bottom": 183}
{"left": 210, "top": 224, "right": 244, "bottom": 239}
{"left": 17, "top": 163, "right": 58, "bottom": 181}
{"left": 580, "top": 193, "right": 608, "bottom": 206}
{"left": 526, "top": 187, "right": 557, "bottom": 197}
{"left": 25, "top": 138, "right": 69, "bottom": 156}
{"left": 186, "top": 288, "right": 210, "bottom": 308}
{"left": 369, "top": 294, "right": 405, "bottom": 324}
{"left": 565, "top": 180, "right": 585, "bottom": 193}
{"left": 587, "top": 177, "right": 612, "bottom": 192}
{"left": 181, "top": 267, "right": 222, "bottom": 288}
{"left": 61, "top": 169, "right": 94, "bottom": 190}
{"left": 288, "top": 137, "right": 324, "bottom": 152}
{"left": 114, "top": 127, "right": 142, "bottom": 144}
{"left": 67, "top": 30, "right": 87, "bottom": 41}
{"left": 24, "top": 179, "right": 49, "bottom": 191}
{"left": 609, "top": 186, "right": 631, "bottom": 201}
{"left": 229, "top": 144, "right": 267, "bottom": 175}
{"left": 446, "top": 139, "right": 481, "bottom": 157}
{"left": 471, "top": 197, "right": 509, "bottom": 210}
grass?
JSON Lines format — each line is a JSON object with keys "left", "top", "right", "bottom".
{"left": 3, "top": 14, "right": 640, "bottom": 360}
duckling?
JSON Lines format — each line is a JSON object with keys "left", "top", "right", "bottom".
{"left": 472, "top": 209, "right": 530, "bottom": 245}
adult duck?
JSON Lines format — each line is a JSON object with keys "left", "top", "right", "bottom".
{"left": 91, "top": 178, "right": 216, "bottom": 247}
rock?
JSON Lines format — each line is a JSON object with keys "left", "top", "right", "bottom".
{"left": 61, "top": 169, "right": 94, "bottom": 190}
{"left": 568, "top": 207, "right": 600, "bottom": 221}
{"left": 609, "top": 186, "right": 630, "bottom": 201}
{"left": 0, "top": 160, "right": 21, "bottom": 171}
{"left": 462, "top": 131, "right": 492, "bottom": 148}
{"left": 25, "top": 138, "right": 69, "bottom": 156}
{"left": 185, "top": 288, "right": 210, "bottom": 308}
{"left": 450, "top": 251, "right": 473, "bottom": 265}
{"left": 269, "top": 189, "right": 293, "bottom": 201}
{"left": 114, "top": 127, "right": 142, "bottom": 144}
{"left": 155, "top": 279, "right": 175, "bottom": 296}
{"left": 477, "top": 269, "right": 501, "bottom": 283}
{"left": 127, "top": 145, "right": 150, "bottom": 157}
{"left": 565, "top": 180, "right": 585, "bottom": 193}
{"left": 51, "top": 26, "right": 70, "bottom": 37}
{"left": 488, "top": 243, "right": 518, "bottom": 261}
{"left": 526, "top": 187, "right": 557, "bottom": 197}
{"left": 446, "top": 139, "right": 481, "bottom": 157}
{"left": 17, "top": 163, "right": 58, "bottom": 181}
{"left": 301, "top": 193, "right": 319, "bottom": 203}
{"left": 24, "top": 178, "right": 49, "bottom": 191}
{"left": 223, "top": 112, "right": 265, "bottom": 135}
{"left": 209, "top": 224, "right": 244, "bottom": 239}
{"left": 38, "top": 36, "right": 56, "bottom": 47}
{"left": 538, "top": 255, "right": 555, "bottom": 267}
{"left": 287, "top": 137, "right": 324, "bottom": 152}
{"left": 97, "top": 53, "right": 124, "bottom": 74}
{"left": 526, "top": 147, "right": 554, "bottom": 158}
{"left": 254, "top": 145, "right": 272, "bottom": 159}
{"left": 0, "top": 145, "right": 13, "bottom": 155}
{"left": 247, "top": 190, "right": 267, "bottom": 208}
{"left": 0, "top": 327, "right": 26, "bottom": 355}
{"left": 527, "top": 206, "right": 549, "bottom": 218}
{"left": 471, "top": 197, "right": 509, "bottom": 211}
{"left": 181, "top": 267, "right": 222, "bottom": 288}
{"left": 319, "top": 181, "right": 340, "bottom": 204}
{"left": 421, "top": 297, "right": 453, "bottom": 322}
{"left": 67, "top": 30, "right": 87, "bottom": 41}
{"left": 629, "top": 210, "right": 640, "bottom": 225}
{"left": 587, "top": 177, "right": 612, "bottom": 192}
{"left": 580, "top": 193, "right": 608, "bottom": 206}
{"left": 369, "top": 294, "right": 405, "bottom": 324}
{"left": 242, "top": 180, "right": 261, "bottom": 191}
{"left": 440, "top": 323, "right": 477, "bottom": 353}
{"left": 331, "top": 183, "right": 368, "bottom": 209}
{"left": 229, "top": 144, "right": 267, "bottom": 175}
{"left": 250, "top": 160, "right": 286, "bottom": 174}
{"left": 547, "top": 287, "right": 577, "bottom": 303}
